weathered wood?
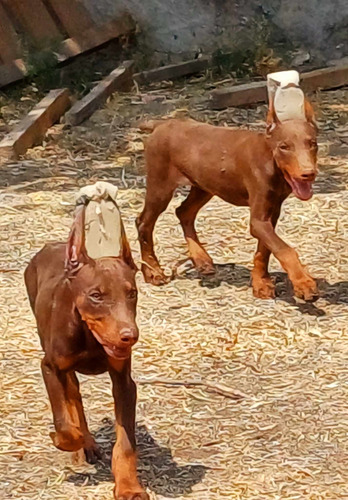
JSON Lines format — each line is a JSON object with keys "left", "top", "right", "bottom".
{"left": 0, "top": 3, "right": 20, "bottom": 63}
{"left": 0, "top": 89, "right": 70, "bottom": 162}
{"left": 210, "top": 63, "right": 348, "bottom": 109}
{"left": 0, "top": 59, "right": 27, "bottom": 87}
{"left": 2, "top": 0, "right": 62, "bottom": 44}
{"left": 0, "top": 14, "right": 135, "bottom": 88}
{"left": 134, "top": 56, "right": 211, "bottom": 84}
{"left": 210, "top": 81, "right": 267, "bottom": 109}
{"left": 65, "top": 61, "right": 134, "bottom": 126}
{"left": 46, "top": 0, "right": 93, "bottom": 38}
{"left": 59, "top": 15, "right": 135, "bottom": 60}
{"left": 301, "top": 65, "right": 348, "bottom": 93}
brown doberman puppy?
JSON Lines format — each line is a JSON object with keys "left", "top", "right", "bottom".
{"left": 136, "top": 100, "right": 319, "bottom": 301}
{"left": 25, "top": 192, "right": 148, "bottom": 500}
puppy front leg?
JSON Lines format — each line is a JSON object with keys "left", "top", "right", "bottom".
{"left": 109, "top": 359, "right": 148, "bottom": 500}
{"left": 250, "top": 206, "right": 318, "bottom": 301}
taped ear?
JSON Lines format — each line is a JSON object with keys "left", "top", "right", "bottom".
{"left": 72, "top": 182, "right": 137, "bottom": 270}
{"left": 120, "top": 222, "right": 137, "bottom": 271}
{"left": 304, "top": 99, "right": 318, "bottom": 130}
{"left": 266, "top": 97, "right": 280, "bottom": 135}
{"left": 65, "top": 204, "right": 88, "bottom": 274}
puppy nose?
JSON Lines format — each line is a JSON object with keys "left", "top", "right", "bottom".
{"left": 300, "top": 171, "right": 316, "bottom": 181}
{"left": 120, "top": 328, "right": 139, "bottom": 346}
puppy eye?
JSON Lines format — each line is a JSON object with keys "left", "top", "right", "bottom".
{"left": 127, "top": 289, "right": 137, "bottom": 299}
{"left": 279, "top": 143, "right": 290, "bottom": 151}
{"left": 89, "top": 291, "right": 102, "bottom": 302}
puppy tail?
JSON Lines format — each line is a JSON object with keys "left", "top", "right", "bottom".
{"left": 138, "top": 119, "right": 166, "bottom": 132}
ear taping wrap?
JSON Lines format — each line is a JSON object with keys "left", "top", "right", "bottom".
{"left": 65, "top": 204, "right": 86, "bottom": 273}
{"left": 76, "top": 181, "right": 123, "bottom": 259}
{"left": 267, "top": 70, "right": 305, "bottom": 122}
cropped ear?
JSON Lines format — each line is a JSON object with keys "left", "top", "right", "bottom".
{"left": 266, "top": 97, "right": 280, "bottom": 136}
{"left": 120, "top": 222, "right": 138, "bottom": 272}
{"left": 304, "top": 99, "right": 318, "bottom": 130}
{"left": 65, "top": 204, "right": 89, "bottom": 274}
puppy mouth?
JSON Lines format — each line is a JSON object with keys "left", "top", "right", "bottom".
{"left": 103, "top": 345, "right": 130, "bottom": 360}
{"left": 284, "top": 173, "right": 314, "bottom": 201}
{"left": 91, "top": 330, "right": 131, "bottom": 360}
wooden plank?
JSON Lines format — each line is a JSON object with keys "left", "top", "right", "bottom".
{"left": 58, "top": 15, "right": 135, "bottom": 60}
{"left": 2, "top": 0, "right": 62, "bottom": 44}
{"left": 0, "top": 89, "right": 70, "bottom": 162}
{"left": 301, "top": 65, "right": 348, "bottom": 92}
{"left": 210, "top": 63, "right": 348, "bottom": 109}
{"left": 134, "top": 56, "right": 211, "bottom": 84}
{"left": 0, "top": 3, "right": 20, "bottom": 62}
{"left": 46, "top": 0, "right": 93, "bottom": 38}
{"left": 210, "top": 81, "right": 267, "bottom": 109}
{"left": 0, "top": 59, "right": 27, "bottom": 87}
{"left": 0, "top": 14, "right": 135, "bottom": 88}
{"left": 65, "top": 61, "right": 134, "bottom": 126}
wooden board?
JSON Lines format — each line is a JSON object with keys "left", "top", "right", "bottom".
{"left": 2, "top": 0, "right": 62, "bottom": 44}
{"left": 0, "top": 14, "right": 135, "bottom": 88}
{"left": 210, "top": 81, "right": 267, "bottom": 109}
{"left": 65, "top": 61, "right": 134, "bottom": 126}
{"left": 0, "top": 59, "right": 27, "bottom": 87}
{"left": 59, "top": 15, "right": 135, "bottom": 60}
{"left": 210, "top": 63, "right": 348, "bottom": 109}
{"left": 0, "top": 89, "right": 70, "bottom": 162}
{"left": 134, "top": 56, "right": 211, "bottom": 84}
{"left": 0, "top": 3, "right": 20, "bottom": 63}
{"left": 46, "top": 0, "right": 93, "bottom": 38}
{"left": 301, "top": 65, "right": 348, "bottom": 93}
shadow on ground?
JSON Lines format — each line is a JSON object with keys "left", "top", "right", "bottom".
{"left": 180, "top": 263, "right": 348, "bottom": 317}
{"left": 0, "top": 161, "right": 146, "bottom": 193}
{"left": 67, "top": 419, "right": 206, "bottom": 497}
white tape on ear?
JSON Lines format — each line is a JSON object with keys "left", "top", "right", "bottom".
{"left": 267, "top": 70, "right": 305, "bottom": 122}
{"left": 267, "top": 70, "right": 300, "bottom": 98}
{"left": 77, "top": 181, "right": 118, "bottom": 203}
{"left": 274, "top": 86, "right": 305, "bottom": 121}
{"left": 77, "top": 182, "right": 123, "bottom": 259}
{"left": 84, "top": 199, "right": 122, "bottom": 258}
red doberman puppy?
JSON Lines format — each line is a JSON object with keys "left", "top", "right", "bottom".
{"left": 25, "top": 190, "right": 148, "bottom": 500}
{"left": 137, "top": 100, "right": 319, "bottom": 301}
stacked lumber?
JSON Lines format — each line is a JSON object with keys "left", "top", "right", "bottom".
{"left": 0, "top": 0, "right": 135, "bottom": 88}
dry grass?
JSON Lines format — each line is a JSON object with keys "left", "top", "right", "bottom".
{"left": 1, "top": 76, "right": 348, "bottom": 500}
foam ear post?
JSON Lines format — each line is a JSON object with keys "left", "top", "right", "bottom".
{"left": 76, "top": 181, "right": 124, "bottom": 259}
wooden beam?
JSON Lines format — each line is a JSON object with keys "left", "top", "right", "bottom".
{"left": 65, "top": 61, "right": 134, "bottom": 126}
{"left": 210, "top": 81, "right": 267, "bottom": 109}
{"left": 210, "top": 63, "right": 348, "bottom": 109}
{"left": 0, "top": 14, "right": 135, "bottom": 88}
{"left": 58, "top": 15, "right": 135, "bottom": 60}
{"left": 46, "top": 0, "right": 93, "bottom": 38}
{"left": 301, "top": 65, "right": 348, "bottom": 93}
{"left": 0, "top": 89, "right": 70, "bottom": 162}
{"left": 0, "top": 3, "right": 21, "bottom": 63}
{"left": 134, "top": 56, "right": 211, "bottom": 84}
{"left": 0, "top": 59, "right": 27, "bottom": 88}
{"left": 2, "top": 0, "right": 62, "bottom": 45}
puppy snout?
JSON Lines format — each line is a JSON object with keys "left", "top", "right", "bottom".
{"left": 120, "top": 327, "right": 139, "bottom": 346}
{"left": 300, "top": 170, "right": 316, "bottom": 181}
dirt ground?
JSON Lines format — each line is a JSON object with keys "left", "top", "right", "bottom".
{"left": 1, "top": 75, "right": 348, "bottom": 500}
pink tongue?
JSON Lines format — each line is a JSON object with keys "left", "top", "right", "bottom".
{"left": 289, "top": 178, "right": 313, "bottom": 201}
